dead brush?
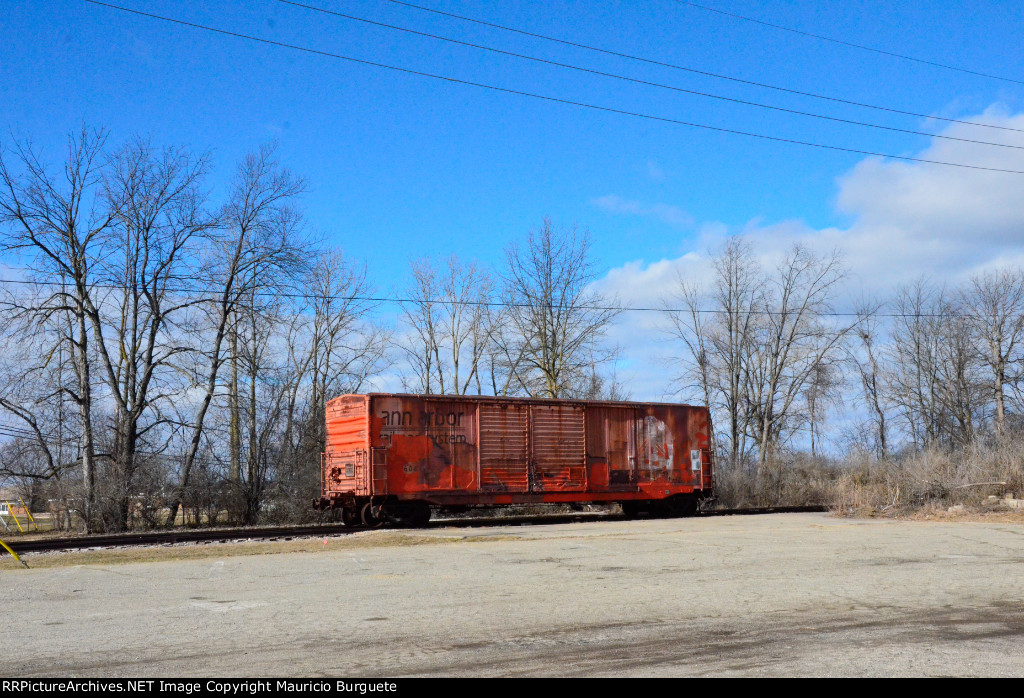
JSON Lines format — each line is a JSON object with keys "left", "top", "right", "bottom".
{"left": 711, "top": 453, "right": 838, "bottom": 508}
{"left": 830, "top": 437, "right": 1024, "bottom": 516}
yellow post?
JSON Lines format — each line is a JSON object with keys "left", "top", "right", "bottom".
{"left": 18, "top": 498, "right": 37, "bottom": 531}
{"left": 0, "top": 538, "right": 28, "bottom": 568}
{"left": 5, "top": 502, "right": 24, "bottom": 533}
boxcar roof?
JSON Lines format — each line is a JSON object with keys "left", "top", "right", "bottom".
{"left": 336, "top": 393, "right": 704, "bottom": 410}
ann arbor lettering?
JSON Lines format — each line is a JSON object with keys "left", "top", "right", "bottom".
{"left": 380, "top": 409, "right": 469, "bottom": 447}
{"left": 380, "top": 410, "right": 465, "bottom": 429}
{"left": 419, "top": 410, "right": 464, "bottom": 427}
{"left": 381, "top": 410, "right": 413, "bottom": 427}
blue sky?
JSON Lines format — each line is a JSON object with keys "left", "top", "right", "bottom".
{"left": 7, "top": 0, "right": 1024, "bottom": 411}
{"left": 5, "top": 0, "right": 1024, "bottom": 289}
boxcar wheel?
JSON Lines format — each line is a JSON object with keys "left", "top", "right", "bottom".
{"left": 665, "top": 495, "right": 698, "bottom": 518}
{"left": 679, "top": 496, "right": 699, "bottom": 517}
{"left": 341, "top": 506, "right": 361, "bottom": 527}
{"left": 408, "top": 501, "right": 431, "bottom": 527}
{"left": 360, "top": 502, "right": 385, "bottom": 528}
{"left": 386, "top": 501, "right": 431, "bottom": 527}
{"left": 620, "top": 501, "right": 641, "bottom": 518}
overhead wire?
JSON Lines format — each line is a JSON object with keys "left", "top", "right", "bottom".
{"left": 273, "top": 0, "right": 1024, "bottom": 152}
{"left": 672, "top": 0, "right": 1024, "bottom": 86}
{"left": 80, "top": 1, "right": 1024, "bottom": 174}
{"left": 0, "top": 276, "right": 981, "bottom": 319}
{"left": 0, "top": 421, "right": 166, "bottom": 456}
{"left": 15, "top": 2, "right": 1018, "bottom": 320}
{"left": 370, "top": 0, "right": 1024, "bottom": 134}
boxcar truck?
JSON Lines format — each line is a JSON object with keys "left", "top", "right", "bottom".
{"left": 316, "top": 393, "right": 714, "bottom": 526}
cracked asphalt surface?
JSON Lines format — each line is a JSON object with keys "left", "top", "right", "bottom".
{"left": 2, "top": 512, "right": 1023, "bottom": 676}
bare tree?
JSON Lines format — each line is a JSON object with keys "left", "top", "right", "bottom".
{"left": 303, "top": 251, "right": 383, "bottom": 422}
{"left": 571, "top": 350, "right": 630, "bottom": 401}
{"left": 236, "top": 292, "right": 289, "bottom": 525}
{"left": 483, "top": 304, "right": 529, "bottom": 396}
{"left": 82, "top": 139, "right": 212, "bottom": 529}
{"left": 666, "top": 280, "right": 714, "bottom": 415}
{"left": 439, "top": 257, "right": 493, "bottom": 395}
{"left": 0, "top": 127, "right": 113, "bottom": 530}
{"left": 886, "top": 280, "right": 985, "bottom": 449}
{"left": 847, "top": 302, "right": 890, "bottom": 459}
{"left": 960, "top": 269, "right": 1024, "bottom": 436}
{"left": 396, "top": 259, "right": 443, "bottom": 394}
{"left": 667, "top": 240, "right": 853, "bottom": 470}
{"left": 935, "top": 300, "right": 983, "bottom": 446}
{"left": 0, "top": 287, "right": 94, "bottom": 531}
{"left": 263, "top": 250, "right": 386, "bottom": 522}
{"left": 743, "top": 245, "right": 853, "bottom": 467}
{"left": 396, "top": 256, "right": 494, "bottom": 395}
{"left": 802, "top": 359, "right": 842, "bottom": 458}
{"left": 165, "top": 143, "right": 306, "bottom": 527}
{"left": 666, "top": 237, "right": 762, "bottom": 467}
{"left": 501, "top": 219, "right": 619, "bottom": 398}
{"left": 0, "top": 129, "right": 393, "bottom": 531}
{"left": 0, "top": 315, "right": 74, "bottom": 485}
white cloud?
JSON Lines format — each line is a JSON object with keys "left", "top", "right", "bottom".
{"left": 646, "top": 160, "right": 668, "bottom": 182}
{"left": 592, "top": 194, "right": 694, "bottom": 229}
{"left": 592, "top": 107, "right": 1024, "bottom": 401}
{"left": 835, "top": 107, "right": 1024, "bottom": 276}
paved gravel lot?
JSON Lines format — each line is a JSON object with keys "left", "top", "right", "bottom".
{"left": 2, "top": 512, "right": 1023, "bottom": 677}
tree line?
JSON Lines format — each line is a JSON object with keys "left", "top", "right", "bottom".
{"left": 3, "top": 129, "right": 1023, "bottom": 530}
{"left": 667, "top": 237, "right": 1024, "bottom": 506}
{"left": 0, "top": 129, "right": 620, "bottom": 531}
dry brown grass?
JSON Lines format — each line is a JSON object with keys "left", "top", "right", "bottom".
{"left": 902, "top": 504, "right": 1024, "bottom": 523}
{"left": 711, "top": 454, "right": 839, "bottom": 509}
{"left": 831, "top": 438, "right": 1024, "bottom": 517}
{"left": 710, "top": 438, "right": 1024, "bottom": 521}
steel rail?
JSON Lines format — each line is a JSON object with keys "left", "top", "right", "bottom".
{"left": 2, "top": 505, "right": 829, "bottom": 555}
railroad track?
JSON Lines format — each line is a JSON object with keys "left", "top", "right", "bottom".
{"left": 2, "top": 505, "right": 828, "bottom": 556}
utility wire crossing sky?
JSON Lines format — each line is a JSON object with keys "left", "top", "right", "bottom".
{"left": 82, "top": 0, "right": 1024, "bottom": 175}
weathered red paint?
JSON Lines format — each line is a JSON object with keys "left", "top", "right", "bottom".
{"left": 320, "top": 393, "right": 714, "bottom": 510}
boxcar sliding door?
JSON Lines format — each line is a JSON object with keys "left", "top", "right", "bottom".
{"left": 530, "top": 403, "right": 587, "bottom": 491}
{"left": 478, "top": 402, "right": 530, "bottom": 492}
{"left": 588, "top": 405, "right": 637, "bottom": 490}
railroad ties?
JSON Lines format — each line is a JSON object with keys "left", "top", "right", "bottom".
{"left": 2, "top": 506, "right": 829, "bottom": 555}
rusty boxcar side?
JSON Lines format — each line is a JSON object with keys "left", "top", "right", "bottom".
{"left": 318, "top": 393, "right": 713, "bottom": 525}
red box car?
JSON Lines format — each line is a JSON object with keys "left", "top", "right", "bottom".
{"left": 318, "top": 393, "right": 714, "bottom": 526}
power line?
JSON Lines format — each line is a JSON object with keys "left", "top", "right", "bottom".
{"left": 0, "top": 276, "right": 984, "bottom": 319}
{"left": 0, "top": 422, "right": 165, "bottom": 457}
{"left": 0, "top": 424, "right": 70, "bottom": 445}
{"left": 275, "top": 0, "right": 1024, "bottom": 152}
{"left": 372, "top": 0, "right": 1024, "bottom": 134}
{"left": 81, "top": 1, "right": 1024, "bottom": 174}
{"left": 673, "top": 0, "right": 1024, "bottom": 86}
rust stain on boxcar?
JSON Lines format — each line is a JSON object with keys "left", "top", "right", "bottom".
{"left": 371, "top": 396, "right": 479, "bottom": 493}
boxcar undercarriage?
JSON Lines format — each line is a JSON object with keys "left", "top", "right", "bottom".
{"left": 316, "top": 490, "right": 706, "bottom": 527}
